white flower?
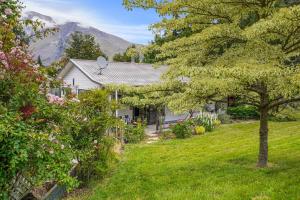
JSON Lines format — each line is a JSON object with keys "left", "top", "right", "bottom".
{"left": 71, "top": 159, "right": 79, "bottom": 165}
{"left": 49, "top": 149, "right": 54, "bottom": 154}
{"left": 93, "top": 140, "right": 98, "bottom": 144}
{"left": 61, "top": 144, "right": 65, "bottom": 150}
{"left": 48, "top": 134, "right": 56, "bottom": 142}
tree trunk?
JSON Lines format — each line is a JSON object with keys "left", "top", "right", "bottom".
{"left": 257, "top": 105, "right": 269, "bottom": 168}
{"left": 156, "top": 108, "right": 161, "bottom": 132}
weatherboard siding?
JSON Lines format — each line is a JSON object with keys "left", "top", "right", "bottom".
{"left": 64, "top": 64, "right": 100, "bottom": 90}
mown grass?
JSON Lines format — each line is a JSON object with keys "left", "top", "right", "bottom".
{"left": 68, "top": 121, "right": 300, "bottom": 200}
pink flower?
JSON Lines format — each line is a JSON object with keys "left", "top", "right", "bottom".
{"left": 46, "top": 94, "right": 65, "bottom": 105}
{"left": 4, "top": 8, "right": 12, "bottom": 16}
{"left": 0, "top": 51, "right": 6, "bottom": 60}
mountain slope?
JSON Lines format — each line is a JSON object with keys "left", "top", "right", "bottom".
{"left": 25, "top": 11, "right": 132, "bottom": 65}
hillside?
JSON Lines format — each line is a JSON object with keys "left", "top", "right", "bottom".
{"left": 25, "top": 11, "right": 133, "bottom": 65}
{"left": 67, "top": 121, "right": 300, "bottom": 200}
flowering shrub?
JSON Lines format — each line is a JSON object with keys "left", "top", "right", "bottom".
{"left": 67, "top": 90, "right": 117, "bottom": 184}
{"left": 0, "top": 1, "right": 78, "bottom": 198}
{"left": 0, "top": 1, "right": 118, "bottom": 197}
{"left": 46, "top": 93, "right": 65, "bottom": 105}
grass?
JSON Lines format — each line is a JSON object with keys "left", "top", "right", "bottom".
{"left": 67, "top": 121, "right": 300, "bottom": 200}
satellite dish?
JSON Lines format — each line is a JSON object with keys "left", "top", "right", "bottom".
{"left": 97, "top": 56, "right": 108, "bottom": 75}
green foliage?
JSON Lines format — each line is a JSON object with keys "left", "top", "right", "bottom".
{"left": 269, "top": 107, "right": 298, "bottom": 122}
{"left": 113, "top": 45, "right": 139, "bottom": 63}
{"left": 0, "top": 101, "right": 78, "bottom": 198}
{"left": 193, "top": 113, "right": 217, "bottom": 132}
{"left": 227, "top": 105, "right": 259, "bottom": 120}
{"left": 68, "top": 90, "right": 117, "bottom": 183}
{"left": 194, "top": 126, "right": 205, "bottom": 135}
{"left": 65, "top": 32, "right": 107, "bottom": 60}
{"left": 171, "top": 121, "right": 192, "bottom": 139}
{"left": 76, "top": 137, "right": 116, "bottom": 183}
{"left": 124, "top": 122, "right": 145, "bottom": 143}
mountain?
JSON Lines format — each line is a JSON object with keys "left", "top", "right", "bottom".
{"left": 25, "top": 11, "right": 133, "bottom": 65}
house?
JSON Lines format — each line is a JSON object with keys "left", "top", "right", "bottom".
{"left": 57, "top": 58, "right": 188, "bottom": 125}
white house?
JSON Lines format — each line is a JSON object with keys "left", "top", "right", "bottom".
{"left": 57, "top": 58, "right": 188, "bottom": 125}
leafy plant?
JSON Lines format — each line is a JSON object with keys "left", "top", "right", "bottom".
{"left": 227, "top": 105, "right": 259, "bottom": 120}
{"left": 171, "top": 121, "right": 192, "bottom": 139}
{"left": 124, "top": 122, "right": 145, "bottom": 143}
{"left": 194, "top": 113, "right": 217, "bottom": 132}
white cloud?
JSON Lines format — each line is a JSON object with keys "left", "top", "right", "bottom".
{"left": 22, "top": 0, "right": 154, "bottom": 44}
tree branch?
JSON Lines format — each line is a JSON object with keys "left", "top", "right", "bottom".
{"left": 268, "top": 97, "right": 300, "bottom": 109}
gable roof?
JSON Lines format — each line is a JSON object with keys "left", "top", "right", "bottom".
{"left": 58, "top": 59, "right": 168, "bottom": 86}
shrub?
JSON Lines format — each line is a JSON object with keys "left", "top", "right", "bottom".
{"left": 227, "top": 105, "right": 259, "bottom": 120}
{"left": 124, "top": 122, "right": 145, "bottom": 143}
{"left": 218, "top": 113, "right": 232, "bottom": 124}
{"left": 76, "top": 137, "right": 116, "bottom": 182}
{"left": 269, "top": 108, "right": 297, "bottom": 122}
{"left": 195, "top": 126, "right": 205, "bottom": 135}
{"left": 171, "top": 121, "right": 192, "bottom": 139}
{"left": 68, "top": 90, "right": 117, "bottom": 184}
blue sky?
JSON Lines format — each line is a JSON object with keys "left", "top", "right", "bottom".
{"left": 23, "top": 0, "right": 160, "bottom": 44}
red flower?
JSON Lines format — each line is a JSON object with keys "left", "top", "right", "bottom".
{"left": 20, "top": 105, "right": 36, "bottom": 119}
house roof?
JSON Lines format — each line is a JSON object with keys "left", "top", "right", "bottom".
{"left": 58, "top": 59, "right": 168, "bottom": 86}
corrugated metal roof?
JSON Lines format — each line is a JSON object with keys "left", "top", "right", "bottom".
{"left": 70, "top": 59, "right": 167, "bottom": 86}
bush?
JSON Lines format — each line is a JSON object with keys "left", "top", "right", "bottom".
{"left": 218, "top": 113, "right": 232, "bottom": 124}
{"left": 195, "top": 126, "right": 205, "bottom": 135}
{"left": 171, "top": 121, "right": 192, "bottom": 139}
{"left": 269, "top": 108, "right": 298, "bottom": 122}
{"left": 69, "top": 90, "right": 117, "bottom": 184}
{"left": 76, "top": 137, "right": 116, "bottom": 182}
{"left": 124, "top": 122, "right": 145, "bottom": 143}
{"left": 227, "top": 105, "right": 259, "bottom": 120}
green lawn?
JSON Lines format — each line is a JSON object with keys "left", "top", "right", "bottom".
{"left": 70, "top": 121, "right": 300, "bottom": 200}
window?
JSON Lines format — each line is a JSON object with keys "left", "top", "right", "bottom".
{"left": 72, "top": 78, "right": 75, "bottom": 86}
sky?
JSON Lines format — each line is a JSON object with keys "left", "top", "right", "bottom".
{"left": 22, "top": 0, "right": 160, "bottom": 44}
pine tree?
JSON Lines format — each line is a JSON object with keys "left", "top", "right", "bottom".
{"left": 124, "top": 0, "right": 300, "bottom": 167}
{"left": 65, "top": 31, "right": 107, "bottom": 60}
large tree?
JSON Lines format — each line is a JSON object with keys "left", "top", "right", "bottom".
{"left": 65, "top": 31, "right": 107, "bottom": 60}
{"left": 113, "top": 44, "right": 140, "bottom": 63}
{"left": 124, "top": 0, "right": 300, "bottom": 167}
